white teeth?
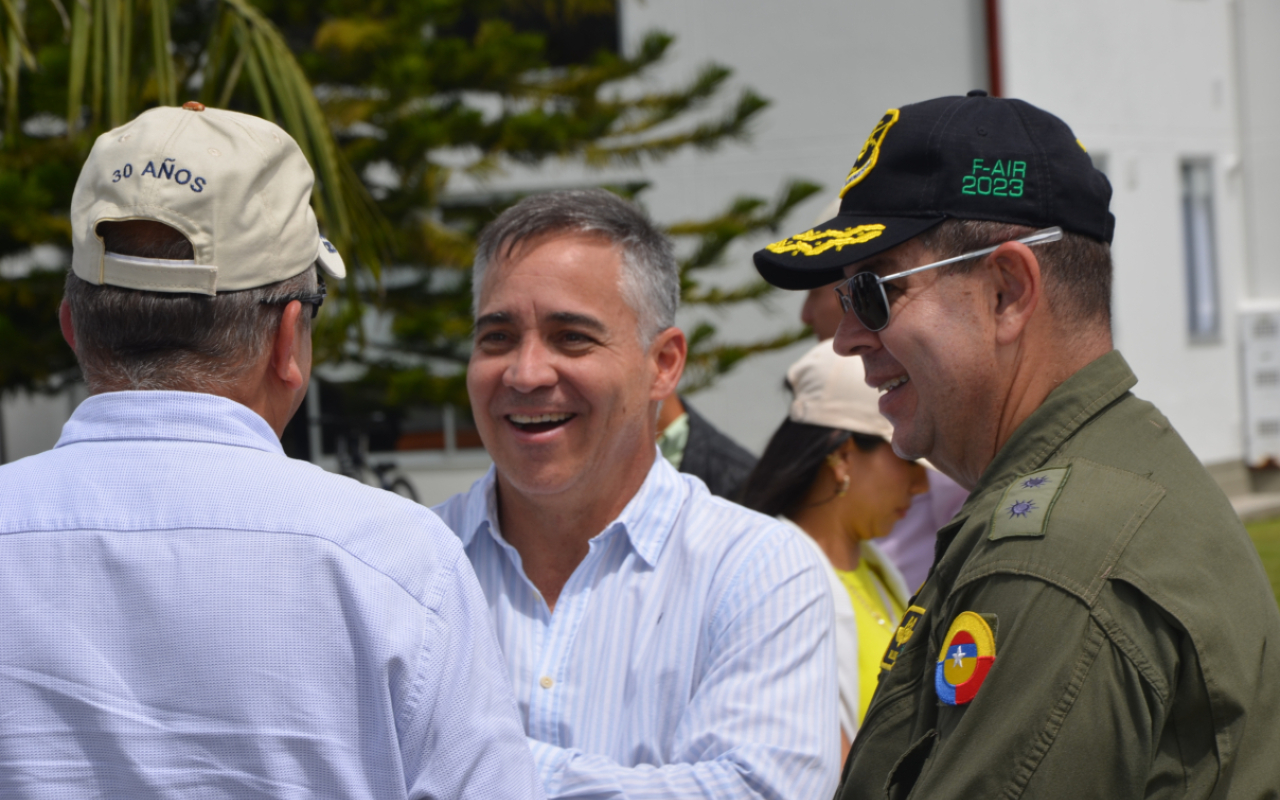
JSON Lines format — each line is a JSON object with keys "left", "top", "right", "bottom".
{"left": 509, "top": 413, "right": 573, "bottom": 424}
{"left": 879, "top": 375, "right": 910, "bottom": 393}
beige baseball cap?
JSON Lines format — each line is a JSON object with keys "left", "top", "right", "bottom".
{"left": 70, "top": 103, "right": 345, "bottom": 295}
{"left": 787, "top": 339, "right": 893, "bottom": 440}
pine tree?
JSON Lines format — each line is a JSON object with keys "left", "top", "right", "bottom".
{"left": 0, "top": 0, "right": 817, "bottom": 449}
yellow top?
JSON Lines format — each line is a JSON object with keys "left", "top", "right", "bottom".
{"left": 836, "top": 558, "right": 906, "bottom": 724}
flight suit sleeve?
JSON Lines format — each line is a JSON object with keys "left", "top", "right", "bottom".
{"left": 893, "top": 573, "right": 1182, "bottom": 799}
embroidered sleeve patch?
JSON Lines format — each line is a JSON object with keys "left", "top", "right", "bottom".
{"left": 989, "top": 466, "right": 1071, "bottom": 540}
{"left": 879, "top": 604, "right": 926, "bottom": 675}
{"left": 935, "top": 611, "right": 996, "bottom": 705}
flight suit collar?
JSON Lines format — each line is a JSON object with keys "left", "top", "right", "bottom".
{"left": 971, "top": 350, "right": 1137, "bottom": 501}
{"left": 926, "top": 351, "right": 1135, "bottom": 573}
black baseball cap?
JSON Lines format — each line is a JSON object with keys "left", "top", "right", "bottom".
{"left": 753, "top": 91, "right": 1114, "bottom": 290}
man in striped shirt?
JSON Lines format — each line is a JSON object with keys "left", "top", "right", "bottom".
{"left": 434, "top": 188, "right": 840, "bottom": 800}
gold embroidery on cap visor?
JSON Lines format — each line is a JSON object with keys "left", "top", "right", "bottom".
{"left": 765, "top": 224, "right": 885, "bottom": 257}
{"left": 840, "top": 109, "right": 900, "bottom": 197}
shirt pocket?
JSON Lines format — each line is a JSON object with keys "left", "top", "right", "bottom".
{"left": 886, "top": 729, "right": 937, "bottom": 800}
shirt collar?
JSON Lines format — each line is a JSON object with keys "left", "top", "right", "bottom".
{"left": 454, "top": 465, "right": 500, "bottom": 551}
{"left": 457, "top": 449, "right": 688, "bottom": 568}
{"left": 56, "top": 390, "right": 285, "bottom": 456}
{"left": 972, "top": 349, "right": 1137, "bottom": 498}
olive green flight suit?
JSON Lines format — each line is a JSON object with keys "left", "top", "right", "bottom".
{"left": 837, "top": 351, "right": 1280, "bottom": 800}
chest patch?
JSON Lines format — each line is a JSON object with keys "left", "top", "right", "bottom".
{"left": 989, "top": 466, "right": 1071, "bottom": 540}
{"left": 879, "top": 604, "right": 926, "bottom": 675}
{"left": 934, "top": 611, "right": 996, "bottom": 705}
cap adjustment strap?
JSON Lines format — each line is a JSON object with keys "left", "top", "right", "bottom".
{"left": 102, "top": 252, "right": 217, "bottom": 295}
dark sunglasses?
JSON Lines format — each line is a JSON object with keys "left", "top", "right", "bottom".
{"left": 833, "top": 226, "right": 1063, "bottom": 332}
{"left": 260, "top": 273, "right": 327, "bottom": 320}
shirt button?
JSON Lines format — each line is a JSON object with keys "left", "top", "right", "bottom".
{"left": 539, "top": 676, "right": 554, "bottom": 689}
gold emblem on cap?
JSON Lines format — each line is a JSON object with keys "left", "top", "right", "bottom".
{"left": 765, "top": 224, "right": 885, "bottom": 257}
{"left": 182, "top": 101, "right": 206, "bottom": 111}
{"left": 840, "top": 109, "right": 900, "bottom": 198}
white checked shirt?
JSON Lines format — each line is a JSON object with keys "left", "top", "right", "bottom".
{"left": 0, "top": 391, "right": 541, "bottom": 800}
{"left": 434, "top": 454, "right": 839, "bottom": 800}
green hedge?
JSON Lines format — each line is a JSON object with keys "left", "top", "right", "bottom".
{"left": 1246, "top": 517, "right": 1280, "bottom": 607}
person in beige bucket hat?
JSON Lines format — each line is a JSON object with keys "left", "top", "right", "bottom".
{"left": 0, "top": 104, "right": 543, "bottom": 798}
{"left": 797, "top": 196, "right": 969, "bottom": 594}
{"left": 740, "top": 339, "right": 928, "bottom": 756}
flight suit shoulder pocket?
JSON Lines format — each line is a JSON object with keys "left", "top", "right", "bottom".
{"left": 971, "top": 458, "right": 1165, "bottom": 605}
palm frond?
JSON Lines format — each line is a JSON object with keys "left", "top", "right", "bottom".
{"left": 149, "top": 0, "right": 175, "bottom": 107}
{"left": 4, "top": 25, "right": 20, "bottom": 142}
{"left": 65, "top": 0, "right": 91, "bottom": 131}
{"left": 217, "top": 0, "right": 393, "bottom": 278}
{"left": 0, "top": 0, "right": 35, "bottom": 69}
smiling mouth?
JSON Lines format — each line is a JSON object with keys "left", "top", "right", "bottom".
{"left": 879, "top": 375, "right": 910, "bottom": 393}
{"left": 507, "top": 412, "right": 576, "bottom": 433}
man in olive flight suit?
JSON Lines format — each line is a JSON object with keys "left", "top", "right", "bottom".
{"left": 754, "top": 91, "right": 1280, "bottom": 799}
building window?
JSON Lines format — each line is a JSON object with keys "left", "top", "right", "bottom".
{"left": 1181, "top": 158, "right": 1220, "bottom": 341}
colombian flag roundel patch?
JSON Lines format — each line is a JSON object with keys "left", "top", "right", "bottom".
{"left": 935, "top": 611, "right": 996, "bottom": 705}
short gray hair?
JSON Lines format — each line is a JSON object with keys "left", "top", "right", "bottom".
{"left": 472, "top": 189, "right": 679, "bottom": 343}
{"left": 66, "top": 221, "right": 318, "bottom": 394}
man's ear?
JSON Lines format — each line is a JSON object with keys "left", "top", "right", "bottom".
{"left": 987, "top": 241, "right": 1043, "bottom": 346}
{"left": 59, "top": 300, "right": 77, "bottom": 353}
{"left": 649, "top": 326, "right": 688, "bottom": 401}
{"left": 270, "top": 301, "right": 307, "bottom": 391}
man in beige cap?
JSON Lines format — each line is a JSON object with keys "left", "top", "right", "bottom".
{"left": 0, "top": 104, "right": 541, "bottom": 799}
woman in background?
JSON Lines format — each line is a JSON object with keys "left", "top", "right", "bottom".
{"left": 740, "top": 340, "right": 927, "bottom": 754}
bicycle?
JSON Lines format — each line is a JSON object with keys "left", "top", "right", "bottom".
{"left": 335, "top": 431, "right": 420, "bottom": 503}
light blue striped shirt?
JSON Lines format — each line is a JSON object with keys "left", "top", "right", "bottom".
{"left": 433, "top": 454, "right": 839, "bottom": 800}
{"left": 0, "top": 391, "right": 542, "bottom": 800}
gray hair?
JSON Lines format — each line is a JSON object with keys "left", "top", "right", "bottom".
{"left": 917, "top": 219, "right": 1112, "bottom": 329}
{"left": 472, "top": 189, "right": 680, "bottom": 343}
{"left": 65, "top": 221, "right": 318, "bottom": 394}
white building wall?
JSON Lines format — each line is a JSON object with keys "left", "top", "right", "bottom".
{"left": 616, "top": 0, "right": 990, "bottom": 454}
{"left": 1, "top": 387, "right": 85, "bottom": 464}
{"left": 1234, "top": 0, "right": 1280, "bottom": 302}
{"left": 1233, "top": 0, "right": 1280, "bottom": 468}
{"left": 1001, "top": 0, "right": 1251, "bottom": 464}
